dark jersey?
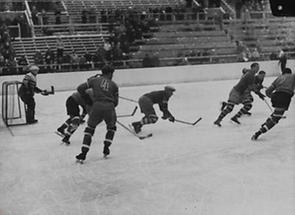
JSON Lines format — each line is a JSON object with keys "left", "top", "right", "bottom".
{"left": 78, "top": 75, "right": 119, "bottom": 107}
{"left": 144, "top": 90, "right": 171, "bottom": 113}
{"left": 266, "top": 73, "right": 295, "bottom": 97}
{"left": 233, "top": 70, "right": 256, "bottom": 94}
{"left": 144, "top": 90, "right": 170, "bottom": 105}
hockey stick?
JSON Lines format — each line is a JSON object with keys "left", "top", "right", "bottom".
{"left": 116, "top": 120, "right": 152, "bottom": 140}
{"left": 175, "top": 117, "right": 202, "bottom": 126}
{"left": 263, "top": 99, "right": 273, "bottom": 113}
{"left": 117, "top": 106, "right": 138, "bottom": 118}
{"left": 263, "top": 99, "right": 286, "bottom": 119}
{"left": 119, "top": 96, "right": 137, "bottom": 103}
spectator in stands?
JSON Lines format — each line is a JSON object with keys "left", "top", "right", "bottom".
{"left": 34, "top": 50, "right": 44, "bottom": 72}
{"left": 31, "top": 5, "right": 38, "bottom": 25}
{"left": 54, "top": 2, "right": 62, "bottom": 24}
{"left": 45, "top": 47, "right": 55, "bottom": 72}
{"left": 142, "top": 53, "right": 152, "bottom": 67}
{"left": 150, "top": 52, "right": 160, "bottom": 67}
{"left": 103, "top": 39, "right": 112, "bottom": 61}
{"left": 41, "top": 9, "right": 49, "bottom": 25}
{"left": 88, "top": 6, "right": 96, "bottom": 23}
{"left": 70, "top": 50, "right": 79, "bottom": 70}
{"left": 81, "top": 8, "right": 88, "bottom": 24}
{"left": 269, "top": 51, "right": 278, "bottom": 60}
{"left": 250, "top": 47, "right": 260, "bottom": 61}
{"left": 56, "top": 37, "right": 64, "bottom": 71}
{"left": 17, "top": 55, "right": 29, "bottom": 74}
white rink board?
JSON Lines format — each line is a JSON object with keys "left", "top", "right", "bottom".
{"left": 1, "top": 60, "right": 295, "bottom": 93}
{"left": 0, "top": 76, "right": 294, "bottom": 215}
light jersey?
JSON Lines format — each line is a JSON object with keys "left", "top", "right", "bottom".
{"left": 23, "top": 72, "right": 37, "bottom": 88}
{"left": 233, "top": 70, "right": 256, "bottom": 94}
{"left": 86, "top": 75, "right": 118, "bottom": 107}
{"left": 266, "top": 73, "right": 295, "bottom": 96}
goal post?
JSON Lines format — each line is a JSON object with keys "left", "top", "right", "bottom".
{"left": 2, "top": 81, "right": 27, "bottom": 126}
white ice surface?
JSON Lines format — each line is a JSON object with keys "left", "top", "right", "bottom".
{"left": 0, "top": 78, "right": 294, "bottom": 215}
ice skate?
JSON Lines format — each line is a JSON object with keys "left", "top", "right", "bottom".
{"left": 231, "top": 116, "right": 240, "bottom": 124}
{"left": 251, "top": 131, "right": 261, "bottom": 141}
{"left": 103, "top": 142, "right": 111, "bottom": 158}
{"left": 56, "top": 127, "right": 65, "bottom": 137}
{"left": 62, "top": 136, "right": 70, "bottom": 145}
{"left": 214, "top": 119, "right": 222, "bottom": 127}
{"left": 76, "top": 153, "right": 86, "bottom": 163}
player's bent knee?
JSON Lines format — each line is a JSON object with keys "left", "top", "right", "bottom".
{"left": 149, "top": 115, "right": 158, "bottom": 123}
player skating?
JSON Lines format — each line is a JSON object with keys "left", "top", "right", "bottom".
{"left": 75, "top": 65, "right": 118, "bottom": 163}
{"left": 56, "top": 90, "right": 93, "bottom": 144}
{"left": 18, "top": 65, "right": 50, "bottom": 124}
{"left": 251, "top": 68, "right": 295, "bottom": 140}
{"left": 214, "top": 63, "right": 260, "bottom": 126}
{"left": 131, "top": 86, "right": 176, "bottom": 133}
{"left": 220, "top": 70, "right": 266, "bottom": 116}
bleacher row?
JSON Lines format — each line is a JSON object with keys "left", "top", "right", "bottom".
{"left": 1, "top": 0, "right": 295, "bottom": 73}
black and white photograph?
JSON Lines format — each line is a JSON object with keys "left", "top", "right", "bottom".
{"left": 1, "top": 0, "right": 295, "bottom": 214}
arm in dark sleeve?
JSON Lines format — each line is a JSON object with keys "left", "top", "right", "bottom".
{"left": 77, "top": 82, "right": 93, "bottom": 105}
{"left": 114, "top": 86, "right": 119, "bottom": 107}
{"left": 159, "top": 101, "right": 172, "bottom": 117}
{"left": 34, "top": 86, "right": 43, "bottom": 93}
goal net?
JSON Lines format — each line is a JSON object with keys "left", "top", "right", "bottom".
{"left": 2, "top": 81, "right": 26, "bottom": 126}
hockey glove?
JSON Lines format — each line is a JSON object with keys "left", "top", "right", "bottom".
{"left": 168, "top": 115, "right": 175, "bottom": 122}
{"left": 41, "top": 90, "right": 49, "bottom": 96}
{"left": 161, "top": 112, "right": 170, "bottom": 120}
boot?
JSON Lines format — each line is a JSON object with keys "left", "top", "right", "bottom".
{"left": 103, "top": 141, "right": 111, "bottom": 158}
{"left": 231, "top": 116, "right": 240, "bottom": 124}
{"left": 76, "top": 153, "right": 86, "bottom": 163}
{"left": 62, "top": 135, "right": 70, "bottom": 145}
{"left": 132, "top": 122, "right": 142, "bottom": 133}
{"left": 251, "top": 131, "right": 262, "bottom": 140}
{"left": 214, "top": 118, "right": 222, "bottom": 127}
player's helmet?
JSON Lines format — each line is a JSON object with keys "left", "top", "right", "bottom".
{"left": 164, "top": 86, "right": 176, "bottom": 92}
{"left": 101, "top": 65, "right": 114, "bottom": 75}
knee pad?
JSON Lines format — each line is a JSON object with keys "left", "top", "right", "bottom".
{"left": 148, "top": 114, "right": 158, "bottom": 123}
{"left": 225, "top": 103, "right": 234, "bottom": 113}
{"left": 70, "top": 116, "right": 80, "bottom": 129}
{"left": 84, "top": 126, "right": 95, "bottom": 136}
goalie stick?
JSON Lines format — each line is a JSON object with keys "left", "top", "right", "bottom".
{"left": 116, "top": 120, "right": 152, "bottom": 140}
{"left": 175, "top": 117, "right": 202, "bottom": 126}
{"left": 117, "top": 106, "right": 138, "bottom": 118}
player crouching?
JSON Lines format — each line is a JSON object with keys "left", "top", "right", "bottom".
{"left": 131, "top": 86, "right": 175, "bottom": 134}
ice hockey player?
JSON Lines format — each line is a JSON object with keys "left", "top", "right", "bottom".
{"left": 251, "top": 67, "right": 295, "bottom": 140}
{"left": 220, "top": 70, "right": 266, "bottom": 116}
{"left": 75, "top": 65, "right": 118, "bottom": 162}
{"left": 214, "top": 62, "right": 260, "bottom": 126}
{"left": 18, "top": 64, "right": 49, "bottom": 124}
{"left": 131, "top": 86, "right": 176, "bottom": 134}
{"left": 56, "top": 89, "right": 93, "bottom": 144}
